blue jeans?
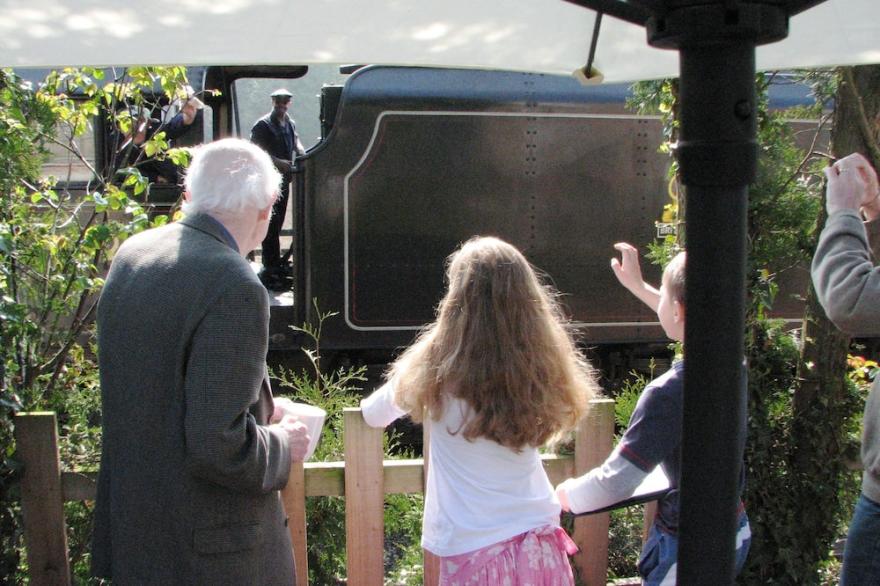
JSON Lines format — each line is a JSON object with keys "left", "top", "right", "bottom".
{"left": 841, "top": 493, "right": 880, "bottom": 586}
{"left": 638, "top": 511, "right": 751, "bottom": 586}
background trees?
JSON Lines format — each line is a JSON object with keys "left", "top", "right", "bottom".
{"left": 0, "top": 66, "right": 192, "bottom": 579}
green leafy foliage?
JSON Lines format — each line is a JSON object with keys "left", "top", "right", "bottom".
{"left": 606, "top": 505, "right": 647, "bottom": 580}
{"left": 742, "top": 320, "right": 862, "bottom": 585}
{"left": 0, "top": 66, "right": 193, "bottom": 581}
{"left": 612, "top": 370, "right": 648, "bottom": 432}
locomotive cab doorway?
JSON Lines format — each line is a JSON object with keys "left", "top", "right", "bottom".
{"left": 222, "top": 67, "right": 349, "bottom": 313}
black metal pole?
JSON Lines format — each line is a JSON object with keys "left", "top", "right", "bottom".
{"left": 645, "top": 3, "right": 788, "bottom": 583}
{"left": 676, "top": 44, "right": 754, "bottom": 584}
{"left": 572, "top": 0, "right": 824, "bottom": 582}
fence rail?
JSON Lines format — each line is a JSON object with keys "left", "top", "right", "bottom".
{"left": 14, "top": 399, "right": 653, "bottom": 585}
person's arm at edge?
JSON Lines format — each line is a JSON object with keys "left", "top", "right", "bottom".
{"left": 291, "top": 119, "right": 305, "bottom": 156}
{"left": 813, "top": 212, "right": 880, "bottom": 333}
{"left": 295, "top": 131, "right": 305, "bottom": 157}
{"left": 812, "top": 155, "right": 880, "bottom": 334}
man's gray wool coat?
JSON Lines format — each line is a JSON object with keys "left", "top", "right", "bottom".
{"left": 91, "top": 213, "right": 296, "bottom": 584}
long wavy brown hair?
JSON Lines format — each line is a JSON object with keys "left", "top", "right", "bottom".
{"left": 389, "top": 236, "right": 598, "bottom": 449}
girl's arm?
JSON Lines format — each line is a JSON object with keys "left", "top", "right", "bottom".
{"left": 360, "top": 381, "right": 408, "bottom": 428}
{"left": 555, "top": 445, "right": 648, "bottom": 514}
{"left": 611, "top": 242, "right": 660, "bottom": 313}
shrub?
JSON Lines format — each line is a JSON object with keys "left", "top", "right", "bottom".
{"left": 0, "top": 65, "right": 194, "bottom": 581}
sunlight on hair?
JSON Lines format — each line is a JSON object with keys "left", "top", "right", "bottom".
{"left": 388, "top": 236, "right": 600, "bottom": 449}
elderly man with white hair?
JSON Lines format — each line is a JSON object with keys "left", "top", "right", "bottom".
{"left": 92, "top": 138, "right": 309, "bottom": 585}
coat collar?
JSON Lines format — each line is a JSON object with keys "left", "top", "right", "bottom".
{"left": 179, "top": 212, "right": 239, "bottom": 253}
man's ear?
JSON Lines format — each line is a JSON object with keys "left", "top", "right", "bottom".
{"left": 183, "top": 190, "right": 192, "bottom": 202}
{"left": 258, "top": 205, "right": 272, "bottom": 222}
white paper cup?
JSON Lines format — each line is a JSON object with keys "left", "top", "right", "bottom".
{"left": 287, "top": 402, "right": 326, "bottom": 461}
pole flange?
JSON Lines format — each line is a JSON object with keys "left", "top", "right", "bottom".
{"left": 647, "top": 2, "right": 789, "bottom": 49}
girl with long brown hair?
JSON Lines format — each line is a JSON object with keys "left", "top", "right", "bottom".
{"left": 361, "top": 236, "right": 599, "bottom": 585}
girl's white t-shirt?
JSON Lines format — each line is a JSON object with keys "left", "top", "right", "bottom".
{"left": 360, "top": 381, "right": 562, "bottom": 557}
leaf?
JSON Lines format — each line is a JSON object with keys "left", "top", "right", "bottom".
{"left": 107, "top": 191, "right": 124, "bottom": 211}
{"left": 84, "top": 224, "right": 111, "bottom": 247}
{"left": 167, "top": 148, "right": 190, "bottom": 167}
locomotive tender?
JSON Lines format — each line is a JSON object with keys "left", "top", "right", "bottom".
{"left": 37, "top": 64, "right": 812, "bottom": 368}
{"left": 289, "top": 65, "right": 671, "bottom": 355}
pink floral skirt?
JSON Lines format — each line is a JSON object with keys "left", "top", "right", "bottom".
{"left": 439, "top": 525, "right": 578, "bottom": 586}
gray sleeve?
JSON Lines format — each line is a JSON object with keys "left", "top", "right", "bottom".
{"left": 556, "top": 445, "right": 647, "bottom": 514}
{"left": 184, "top": 278, "right": 291, "bottom": 493}
{"left": 812, "top": 211, "right": 880, "bottom": 336}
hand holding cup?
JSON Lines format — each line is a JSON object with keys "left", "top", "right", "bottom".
{"left": 273, "top": 415, "right": 311, "bottom": 463}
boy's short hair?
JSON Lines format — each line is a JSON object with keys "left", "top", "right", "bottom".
{"left": 663, "top": 251, "right": 686, "bottom": 305}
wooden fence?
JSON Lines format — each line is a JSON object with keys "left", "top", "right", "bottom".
{"left": 14, "top": 399, "right": 654, "bottom": 585}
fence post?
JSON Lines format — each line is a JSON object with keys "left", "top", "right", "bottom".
{"left": 572, "top": 398, "right": 615, "bottom": 586}
{"left": 344, "top": 408, "right": 384, "bottom": 585}
{"left": 14, "top": 412, "right": 71, "bottom": 586}
{"left": 281, "top": 461, "right": 308, "bottom": 585}
{"left": 422, "top": 423, "right": 440, "bottom": 586}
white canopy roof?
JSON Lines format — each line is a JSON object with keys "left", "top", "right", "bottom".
{"left": 0, "top": 0, "right": 876, "bottom": 82}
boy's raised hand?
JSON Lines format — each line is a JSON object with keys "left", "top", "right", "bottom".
{"left": 611, "top": 242, "right": 645, "bottom": 292}
{"left": 611, "top": 242, "right": 661, "bottom": 313}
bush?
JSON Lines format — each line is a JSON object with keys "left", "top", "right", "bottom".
{"left": 0, "top": 65, "right": 194, "bottom": 581}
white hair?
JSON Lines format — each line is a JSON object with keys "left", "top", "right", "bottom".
{"left": 182, "top": 138, "right": 280, "bottom": 215}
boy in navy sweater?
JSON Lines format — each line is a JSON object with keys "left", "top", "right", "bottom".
{"left": 556, "top": 243, "right": 750, "bottom": 585}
